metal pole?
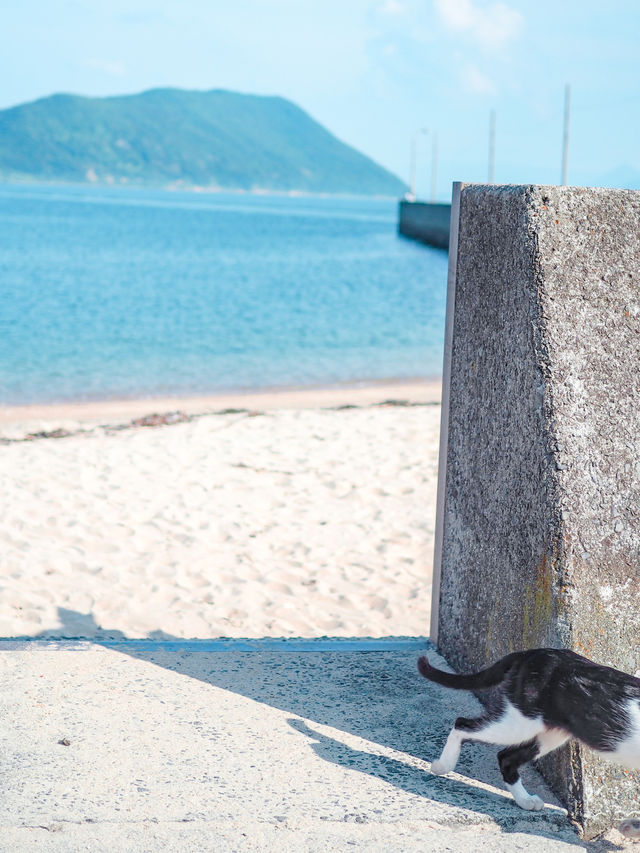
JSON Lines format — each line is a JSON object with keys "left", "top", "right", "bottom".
{"left": 488, "top": 110, "right": 496, "bottom": 183}
{"left": 431, "top": 132, "right": 438, "bottom": 202}
{"left": 409, "top": 136, "right": 417, "bottom": 198}
{"left": 561, "top": 84, "right": 570, "bottom": 185}
{"left": 408, "top": 127, "right": 428, "bottom": 200}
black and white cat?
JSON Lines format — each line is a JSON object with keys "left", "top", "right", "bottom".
{"left": 418, "top": 647, "right": 640, "bottom": 833}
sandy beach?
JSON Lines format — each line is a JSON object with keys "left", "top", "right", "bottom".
{"left": 0, "top": 381, "right": 441, "bottom": 640}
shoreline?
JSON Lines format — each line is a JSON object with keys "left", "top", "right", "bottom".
{"left": 0, "top": 377, "right": 442, "bottom": 428}
{"left": 0, "top": 178, "right": 402, "bottom": 202}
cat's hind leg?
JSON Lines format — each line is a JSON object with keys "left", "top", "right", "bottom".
{"left": 498, "top": 740, "right": 544, "bottom": 810}
{"left": 432, "top": 704, "right": 549, "bottom": 777}
{"left": 619, "top": 818, "right": 640, "bottom": 839}
{"left": 431, "top": 716, "right": 489, "bottom": 775}
{"left": 498, "top": 727, "right": 569, "bottom": 810}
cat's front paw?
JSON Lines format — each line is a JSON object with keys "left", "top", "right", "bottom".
{"left": 430, "top": 759, "right": 449, "bottom": 776}
{"left": 619, "top": 818, "right": 640, "bottom": 839}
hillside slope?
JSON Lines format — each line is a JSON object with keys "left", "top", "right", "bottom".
{"left": 0, "top": 88, "right": 405, "bottom": 195}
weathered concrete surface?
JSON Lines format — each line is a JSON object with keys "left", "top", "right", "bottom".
{"left": 398, "top": 200, "right": 451, "bottom": 249}
{"left": 434, "top": 184, "right": 640, "bottom": 838}
{"left": 0, "top": 639, "right": 591, "bottom": 852}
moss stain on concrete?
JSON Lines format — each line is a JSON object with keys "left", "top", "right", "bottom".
{"left": 522, "top": 553, "right": 554, "bottom": 648}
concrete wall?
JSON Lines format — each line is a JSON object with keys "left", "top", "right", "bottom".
{"left": 398, "top": 199, "right": 451, "bottom": 249}
{"left": 431, "top": 183, "right": 640, "bottom": 838}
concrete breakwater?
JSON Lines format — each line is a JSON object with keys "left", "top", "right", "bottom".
{"left": 398, "top": 199, "right": 451, "bottom": 249}
{"left": 432, "top": 182, "right": 640, "bottom": 838}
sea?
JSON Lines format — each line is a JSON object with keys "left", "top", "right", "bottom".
{"left": 0, "top": 183, "right": 448, "bottom": 406}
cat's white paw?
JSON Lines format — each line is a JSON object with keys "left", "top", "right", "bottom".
{"left": 430, "top": 759, "right": 450, "bottom": 776}
{"left": 515, "top": 793, "right": 544, "bottom": 811}
{"left": 524, "top": 794, "right": 544, "bottom": 811}
{"left": 619, "top": 818, "right": 640, "bottom": 839}
{"left": 508, "top": 781, "right": 544, "bottom": 811}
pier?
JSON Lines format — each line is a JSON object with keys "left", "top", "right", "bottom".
{"left": 398, "top": 199, "right": 451, "bottom": 250}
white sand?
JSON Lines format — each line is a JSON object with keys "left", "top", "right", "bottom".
{"left": 0, "top": 382, "right": 441, "bottom": 640}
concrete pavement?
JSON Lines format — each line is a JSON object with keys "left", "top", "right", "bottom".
{"left": 0, "top": 637, "right": 621, "bottom": 851}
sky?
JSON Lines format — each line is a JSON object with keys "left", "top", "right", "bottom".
{"left": 1, "top": 0, "right": 639, "bottom": 200}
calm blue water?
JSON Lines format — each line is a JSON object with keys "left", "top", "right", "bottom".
{"left": 0, "top": 184, "right": 448, "bottom": 405}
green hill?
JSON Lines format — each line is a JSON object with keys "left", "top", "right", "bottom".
{"left": 0, "top": 88, "right": 405, "bottom": 195}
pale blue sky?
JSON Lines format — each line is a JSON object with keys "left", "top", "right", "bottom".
{"left": 2, "top": 0, "right": 639, "bottom": 199}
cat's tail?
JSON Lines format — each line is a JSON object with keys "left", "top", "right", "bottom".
{"left": 417, "top": 653, "right": 519, "bottom": 690}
